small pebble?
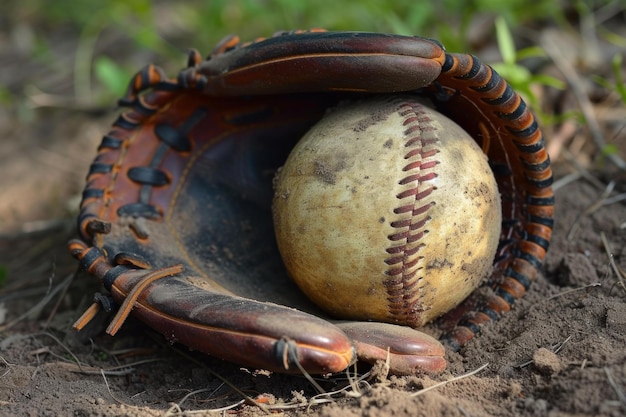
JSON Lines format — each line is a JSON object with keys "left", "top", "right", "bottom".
{"left": 533, "top": 347, "right": 562, "bottom": 375}
{"left": 523, "top": 397, "right": 548, "bottom": 413}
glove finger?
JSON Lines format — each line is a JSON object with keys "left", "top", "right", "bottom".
{"left": 108, "top": 270, "right": 356, "bottom": 374}
{"left": 336, "top": 321, "right": 446, "bottom": 375}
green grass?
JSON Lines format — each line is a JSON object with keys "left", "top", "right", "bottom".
{"left": 490, "top": 16, "right": 565, "bottom": 115}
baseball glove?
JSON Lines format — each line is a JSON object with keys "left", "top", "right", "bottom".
{"left": 69, "top": 30, "right": 553, "bottom": 375}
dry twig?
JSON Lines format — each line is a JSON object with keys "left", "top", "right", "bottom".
{"left": 600, "top": 232, "right": 626, "bottom": 295}
{"left": 604, "top": 367, "right": 626, "bottom": 408}
{"left": 411, "top": 363, "right": 489, "bottom": 397}
{"left": 0, "top": 273, "right": 74, "bottom": 331}
{"left": 544, "top": 282, "right": 602, "bottom": 302}
{"left": 567, "top": 180, "right": 617, "bottom": 241}
{"left": 542, "top": 33, "right": 626, "bottom": 170}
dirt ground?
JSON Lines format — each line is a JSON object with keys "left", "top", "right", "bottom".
{"left": 1, "top": 7, "right": 626, "bottom": 417}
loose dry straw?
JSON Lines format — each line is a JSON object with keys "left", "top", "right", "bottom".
{"left": 411, "top": 363, "right": 490, "bottom": 397}
{"left": 604, "top": 367, "right": 626, "bottom": 407}
{"left": 601, "top": 232, "right": 626, "bottom": 295}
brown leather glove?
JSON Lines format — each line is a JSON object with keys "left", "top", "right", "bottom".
{"left": 69, "top": 30, "right": 553, "bottom": 375}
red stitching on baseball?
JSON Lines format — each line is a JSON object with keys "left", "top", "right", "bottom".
{"left": 406, "top": 133, "right": 437, "bottom": 147}
{"left": 383, "top": 99, "right": 440, "bottom": 326}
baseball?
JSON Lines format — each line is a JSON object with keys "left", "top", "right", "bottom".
{"left": 272, "top": 95, "right": 501, "bottom": 328}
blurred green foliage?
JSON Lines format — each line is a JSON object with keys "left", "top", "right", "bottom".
{"left": 0, "top": 265, "right": 7, "bottom": 287}
{"left": 593, "top": 52, "right": 626, "bottom": 160}
{"left": 593, "top": 53, "right": 626, "bottom": 105}
{"left": 491, "top": 17, "right": 565, "bottom": 112}
{"left": 1, "top": 0, "right": 615, "bottom": 106}
{"left": 17, "top": 0, "right": 567, "bottom": 48}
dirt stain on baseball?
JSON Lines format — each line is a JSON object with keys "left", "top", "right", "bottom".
{"left": 314, "top": 161, "right": 337, "bottom": 184}
{"left": 466, "top": 181, "right": 499, "bottom": 208}
{"left": 313, "top": 153, "right": 349, "bottom": 185}
{"left": 350, "top": 98, "right": 396, "bottom": 132}
{"left": 426, "top": 258, "right": 454, "bottom": 270}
